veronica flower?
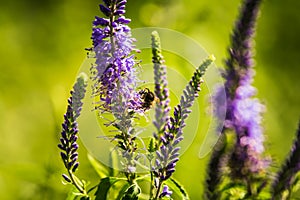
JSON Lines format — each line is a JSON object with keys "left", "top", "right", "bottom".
{"left": 91, "top": 0, "right": 142, "bottom": 113}
{"left": 90, "top": 0, "right": 143, "bottom": 183}
{"left": 206, "top": 0, "right": 267, "bottom": 197}
{"left": 58, "top": 73, "right": 88, "bottom": 194}
{"left": 224, "top": 0, "right": 269, "bottom": 181}
{"left": 152, "top": 52, "right": 215, "bottom": 198}
{"left": 151, "top": 31, "right": 171, "bottom": 147}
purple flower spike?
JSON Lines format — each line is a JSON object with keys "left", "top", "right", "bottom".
{"left": 211, "top": 0, "right": 268, "bottom": 187}
{"left": 91, "top": 0, "right": 143, "bottom": 114}
{"left": 206, "top": 0, "right": 266, "bottom": 198}
{"left": 223, "top": 0, "right": 268, "bottom": 179}
{"left": 231, "top": 69, "right": 266, "bottom": 154}
{"left": 151, "top": 31, "right": 170, "bottom": 143}
{"left": 58, "top": 73, "right": 87, "bottom": 174}
{"left": 154, "top": 55, "right": 214, "bottom": 183}
{"left": 150, "top": 32, "right": 214, "bottom": 199}
{"left": 90, "top": 1, "right": 146, "bottom": 183}
{"left": 58, "top": 73, "right": 88, "bottom": 194}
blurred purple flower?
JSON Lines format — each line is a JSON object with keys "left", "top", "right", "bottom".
{"left": 231, "top": 69, "right": 265, "bottom": 154}
{"left": 212, "top": 0, "right": 268, "bottom": 179}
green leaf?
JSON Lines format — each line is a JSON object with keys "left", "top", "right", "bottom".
{"left": 256, "top": 191, "right": 272, "bottom": 200}
{"left": 165, "top": 178, "right": 189, "bottom": 200}
{"left": 80, "top": 197, "right": 91, "bottom": 200}
{"left": 66, "top": 185, "right": 89, "bottom": 200}
{"left": 66, "top": 186, "right": 78, "bottom": 200}
{"left": 160, "top": 197, "right": 173, "bottom": 200}
{"left": 108, "top": 148, "right": 119, "bottom": 176}
{"left": 95, "top": 177, "right": 120, "bottom": 200}
{"left": 87, "top": 154, "right": 109, "bottom": 179}
{"left": 116, "top": 183, "right": 130, "bottom": 200}
{"left": 220, "top": 182, "right": 245, "bottom": 193}
{"left": 121, "top": 184, "right": 141, "bottom": 200}
{"left": 292, "top": 172, "right": 300, "bottom": 192}
{"left": 148, "top": 137, "right": 156, "bottom": 153}
{"left": 138, "top": 193, "right": 151, "bottom": 200}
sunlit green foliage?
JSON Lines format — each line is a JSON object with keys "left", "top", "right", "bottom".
{"left": 1, "top": 0, "right": 300, "bottom": 199}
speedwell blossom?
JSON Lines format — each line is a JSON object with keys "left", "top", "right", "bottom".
{"left": 222, "top": 0, "right": 268, "bottom": 178}
{"left": 90, "top": 0, "right": 144, "bottom": 183}
{"left": 151, "top": 31, "right": 171, "bottom": 145}
{"left": 153, "top": 56, "right": 214, "bottom": 198}
{"left": 58, "top": 73, "right": 88, "bottom": 193}
{"left": 150, "top": 31, "right": 215, "bottom": 198}
{"left": 91, "top": 0, "right": 142, "bottom": 112}
{"left": 205, "top": 0, "right": 269, "bottom": 198}
{"left": 210, "top": 0, "right": 267, "bottom": 182}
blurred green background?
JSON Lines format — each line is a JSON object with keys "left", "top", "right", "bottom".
{"left": 0, "top": 0, "right": 300, "bottom": 199}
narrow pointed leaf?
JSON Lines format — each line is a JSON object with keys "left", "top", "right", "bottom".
{"left": 108, "top": 148, "right": 119, "bottom": 176}
{"left": 95, "top": 177, "right": 120, "bottom": 200}
{"left": 87, "top": 154, "right": 109, "bottom": 179}
{"left": 165, "top": 178, "right": 189, "bottom": 200}
{"left": 116, "top": 183, "right": 130, "bottom": 200}
{"left": 121, "top": 184, "right": 141, "bottom": 200}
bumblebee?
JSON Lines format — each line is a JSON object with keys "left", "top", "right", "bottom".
{"left": 139, "top": 88, "right": 157, "bottom": 111}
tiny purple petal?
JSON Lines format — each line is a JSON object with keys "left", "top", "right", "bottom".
{"left": 62, "top": 174, "right": 71, "bottom": 183}
{"left": 93, "top": 16, "right": 109, "bottom": 26}
{"left": 159, "top": 185, "right": 172, "bottom": 198}
{"left": 99, "top": 5, "right": 111, "bottom": 17}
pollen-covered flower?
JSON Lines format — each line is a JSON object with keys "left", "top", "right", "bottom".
{"left": 91, "top": 0, "right": 142, "bottom": 113}
{"left": 90, "top": 1, "right": 145, "bottom": 182}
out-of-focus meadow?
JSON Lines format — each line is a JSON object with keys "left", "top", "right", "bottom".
{"left": 0, "top": 0, "right": 299, "bottom": 199}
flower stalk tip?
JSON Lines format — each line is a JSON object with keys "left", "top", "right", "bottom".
{"left": 151, "top": 31, "right": 170, "bottom": 143}
{"left": 58, "top": 73, "right": 88, "bottom": 194}
{"left": 152, "top": 55, "right": 213, "bottom": 199}
{"left": 91, "top": 0, "right": 143, "bottom": 113}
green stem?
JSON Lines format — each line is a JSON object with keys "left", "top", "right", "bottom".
{"left": 87, "top": 184, "right": 98, "bottom": 194}
{"left": 67, "top": 169, "right": 85, "bottom": 195}
{"left": 154, "top": 180, "right": 163, "bottom": 200}
{"left": 149, "top": 171, "right": 154, "bottom": 200}
{"left": 246, "top": 177, "right": 257, "bottom": 198}
{"left": 109, "top": 2, "right": 116, "bottom": 53}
